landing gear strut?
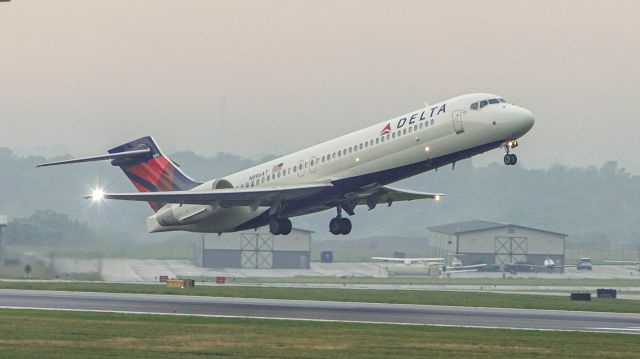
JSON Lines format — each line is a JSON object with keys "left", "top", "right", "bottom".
{"left": 329, "top": 207, "right": 352, "bottom": 235}
{"left": 269, "top": 218, "right": 292, "bottom": 235}
{"left": 503, "top": 140, "right": 518, "bottom": 166}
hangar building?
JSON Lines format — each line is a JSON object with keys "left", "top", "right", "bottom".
{"left": 195, "top": 228, "right": 312, "bottom": 269}
{"left": 427, "top": 220, "right": 567, "bottom": 268}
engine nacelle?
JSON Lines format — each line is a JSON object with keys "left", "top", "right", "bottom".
{"left": 154, "top": 178, "right": 234, "bottom": 227}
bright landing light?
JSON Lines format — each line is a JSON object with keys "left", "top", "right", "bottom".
{"left": 91, "top": 188, "right": 105, "bottom": 202}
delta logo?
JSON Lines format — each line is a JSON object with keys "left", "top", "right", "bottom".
{"left": 379, "top": 123, "right": 391, "bottom": 136}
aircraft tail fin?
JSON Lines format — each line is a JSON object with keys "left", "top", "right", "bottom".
{"left": 108, "top": 136, "right": 201, "bottom": 211}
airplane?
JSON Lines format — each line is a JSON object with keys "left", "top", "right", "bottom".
{"left": 38, "top": 93, "right": 535, "bottom": 236}
{"left": 371, "top": 255, "right": 485, "bottom": 278}
{"left": 503, "top": 258, "right": 570, "bottom": 273}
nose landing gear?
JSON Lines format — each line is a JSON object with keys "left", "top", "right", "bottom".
{"left": 329, "top": 206, "right": 352, "bottom": 235}
{"left": 502, "top": 140, "right": 519, "bottom": 166}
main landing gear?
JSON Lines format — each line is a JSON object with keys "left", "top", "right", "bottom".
{"left": 269, "top": 218, "right": 292, "bottom": 235}
{"left": 503, "top": 140, "right": 518, "bottom": 166}
{"left": 329, "top": 206, "right": 352, "bottom": 235}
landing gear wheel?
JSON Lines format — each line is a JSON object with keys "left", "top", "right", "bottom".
{"left": 280, "top": 218, "right": 292, "bottom": 235}
{"left": 329, "top": 218, "right": 342, "bottom": 235}
{"left": 329, "top": 217, "right": 352, "bottom": 235}
{"left": 270, "top": 218, "right": 292, "bottom": 235}
{"left": 269, "top": 219, "right": 282, "bottom": 235}
{"left": 504, "top": 153, "right": 518, "bottom": 166}
{"left": 339, "top": 218, "right": 352, "bottom": 235}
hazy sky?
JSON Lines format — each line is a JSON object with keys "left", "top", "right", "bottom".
{"left": 1, "top": 1, "right": 639, "bottom": 173}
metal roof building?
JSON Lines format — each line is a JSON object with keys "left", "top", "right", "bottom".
{"left": 427, "top": 220, "right": 567, "bottom": 270}
{"left": 195, "top": 228, "right": 312, "bottom": 269}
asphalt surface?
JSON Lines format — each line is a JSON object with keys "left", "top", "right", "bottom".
{"left": 1, "top": 289, "right": 639, "bottom": 334}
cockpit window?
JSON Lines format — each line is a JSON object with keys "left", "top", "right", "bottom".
{"left": 472, "top": 97, "right": 507, "bottom": 110}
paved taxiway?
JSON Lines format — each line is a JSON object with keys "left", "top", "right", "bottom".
{"left": 1, "top": 289, "right": 639, "bottom": 334}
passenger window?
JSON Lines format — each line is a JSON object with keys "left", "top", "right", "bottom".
{"left": 369, "top": 140, "right": 374, "bottom": 146}
{"left": 489, "top": 98, "right": 499, "bottom": 104}
{"left": 386, "top": 134, "right": 390, "bottom": 141}
{"left": 480, "top": 100, "right": 488, "bottom": 108}
{"left": 381, "top": 136, "right": 385, "bottom": 143}
{"left": 409, "top": 126, "right": 413, "bottom": 133}
{"left": 305, "top": 162, "right": 308, "bottom": 168}
{"left": 321, "top": 156, "right": 325, "bottom": 162}
{"left": 293, "top": 166, "right": 296, "bottom": 172}
{"left": 392, "top": 132, "right": 396, "bottom": 139}
{"left": 471, "top": 102, "right": 478, "bottom": 110}
{"left": 310, "top": 159, "right": 314, "bottom": 166}
{"left": 413, "top": 125, "right": 418, "bottom": 132}
{"left": 262, "top": 177, "right": 265, "bottom": 184}
{"left": 349, "top": 147, "right": 352, "bottom": 154}
{"left": 332, "top": 152, "right": 336, "bottom": 159}
{"left": 403, "top": 129, "right": 407, "bottom": 135}
{"left": 419, "top": 123, "right": 424, "bottom": 129}
{"left": 267, "top": 175, "right": 270, "bottom": 181}
{"left": 364, "top": 142, "right": 368, "bottom": 148}
{"left": 338, "top": 150, "right": 341, "bottom": 157}
{"left": 359, "top": 143, "right": 363, "bottom": 150}
{"left": 430, "top": 119, "right": 434, "bottom": 125}
{"left": 299, "top": 164, "right": 303, "bottom": 170}
{"left": 376, "top": 138, "right": 380, "bottom": 144}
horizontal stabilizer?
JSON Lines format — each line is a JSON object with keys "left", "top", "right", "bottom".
{"left": 36, "top": 148, "right": 151, "bottom": 167}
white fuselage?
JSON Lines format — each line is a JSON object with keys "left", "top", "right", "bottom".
{"left": 148, "top": 93, "right": 535, "bottom": 233}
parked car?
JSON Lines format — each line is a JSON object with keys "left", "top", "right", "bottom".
{"left": 576, "top": 258, "right": 593, "bottom": 270}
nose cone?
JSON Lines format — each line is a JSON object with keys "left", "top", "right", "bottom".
{"left": 515, "top": 106, "right": 535, "bottom": 134}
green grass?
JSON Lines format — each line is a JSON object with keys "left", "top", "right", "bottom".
{"left": 225, "top": 275, "right": 640, "bottom": 287}
{"left": 1, "top": 281, "right": 639, "bottom": 314}
{"left": 0, "top": 308, "right": 637, "bottom": 358}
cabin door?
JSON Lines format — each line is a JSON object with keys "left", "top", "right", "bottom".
{"left": 452, "top": 110, "right": 464, "bottom": 134}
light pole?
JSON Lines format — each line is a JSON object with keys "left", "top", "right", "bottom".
{"left": 0, "top": 215, "right": 7, "bottom": 266}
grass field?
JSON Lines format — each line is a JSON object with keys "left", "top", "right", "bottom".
{"left": 227, "top": 276, "right": 640, "bottom": 287}
{"left": 0, "top": 308, "right": 637, "bottom": 358}
{"left": 1, "top": 281, "right": 639, "bottom": 314}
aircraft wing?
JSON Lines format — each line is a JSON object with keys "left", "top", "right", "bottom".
{"left": 354, "top": 186, "right": 444, "bottom": 210}
{"left": 101, "top": 183, "right": 333, "bottom": 207}
{"left": 445, "top": 269, "right": 480, "bottom": 274}
{"left": 372, "top": 257, "right": 444, "bottom": 263}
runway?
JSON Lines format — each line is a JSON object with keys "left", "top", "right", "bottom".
{"left": 1, "top": 289, "right": 639, "bottom": 334}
